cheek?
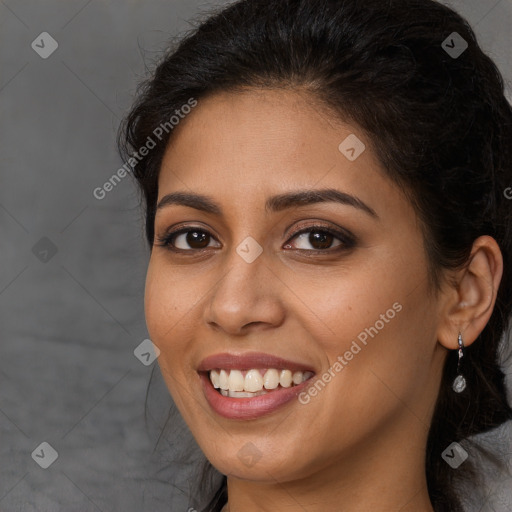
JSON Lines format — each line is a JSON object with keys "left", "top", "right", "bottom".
{"left": 143, "top": 263, "right": 166, "bottom": 342}
{"left": 143, "top": 259, "right": 204, "bottom": 378}
{"left": 144, "top": 263, "right": 190, "bottom": 410}
{"left": 300, "top": 247, "right": 434, "bottom": 405}
{"left": 143, "top": 261, "right": 186, "bottom": 375}
{"left": 294, "top": 262, "right": 401, "bottom": 356}
{"left": 144, "top": 259, "right": 189, "bottom": 340}
{"left": 333, "top": 282, "right": 435, "bottom": 423}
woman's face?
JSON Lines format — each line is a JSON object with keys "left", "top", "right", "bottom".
{"left": 145, "top": 89, "right": 447, "bottom": 483}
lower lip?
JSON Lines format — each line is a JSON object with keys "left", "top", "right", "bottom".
{"left": 199, "top": 372, "right": 314, "bottom": 420}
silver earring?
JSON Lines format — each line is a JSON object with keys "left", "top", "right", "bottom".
{"left": 452, "top": 332, "right": 466, "bottom": 393}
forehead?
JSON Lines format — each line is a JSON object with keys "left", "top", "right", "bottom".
{"left": 161, "top": 88, "right": 342, "bottom": 174}
{"left": 157, "top": 88, "right": 412, "bottom": 225}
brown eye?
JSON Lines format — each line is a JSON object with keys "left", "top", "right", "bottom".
{"left": 182, "top": 230, "right": 210, "bottom": 249}
{"left": 155, "top": 227, "right": 221, "bottom": 251}
{"left": 285, "top": 225, "right": 354, "bottom": 252}
{"left": 307, "top": 231, "right": 336, "bottom": 250}
{"left": 172, "top": 229, "right": 214, "bottom": 249}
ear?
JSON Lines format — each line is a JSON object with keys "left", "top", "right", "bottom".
{"left": 437, "top": 235, "right": 503, "bottom": 350}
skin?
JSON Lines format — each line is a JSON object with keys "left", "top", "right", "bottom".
{"left": 144, "top": 88, "right": 503, "bottom": 512}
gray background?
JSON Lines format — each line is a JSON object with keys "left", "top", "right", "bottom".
{"left": 0, "top": 1, "right": 511, "bottom": 511}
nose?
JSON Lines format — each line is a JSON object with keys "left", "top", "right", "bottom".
{"left": 203, "top": 246, "right": 286, "bottom": 336}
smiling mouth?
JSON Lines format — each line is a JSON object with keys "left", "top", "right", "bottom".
{"left": 206, "top": 368, "right": 315, "bottom": 398}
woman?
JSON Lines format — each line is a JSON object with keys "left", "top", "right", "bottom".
{"left": 118, "top": 0, "right": 512, "bottom": 510}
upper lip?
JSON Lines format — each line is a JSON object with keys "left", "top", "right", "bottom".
{"left": 197, "top": 351, "right": 316, "bottom": 373}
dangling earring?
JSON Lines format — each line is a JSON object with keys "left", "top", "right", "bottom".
{"left": 452, "top": 332, "right": 466, "bottom": 393}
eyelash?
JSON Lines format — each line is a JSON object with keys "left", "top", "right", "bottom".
{"left": 154, "top": 223, "right": 356, "bottom": 255}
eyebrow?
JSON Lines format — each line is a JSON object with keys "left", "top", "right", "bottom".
{"left": 156, "top": 188, "right": 378, "bottom": 219}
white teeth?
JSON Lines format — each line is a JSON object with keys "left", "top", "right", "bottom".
{"left": 292, "top": 371, "right": 303, "bottom": 385}
{"left": 209, "top": 368, "right": 314, "bottom": 395}
{"left": 219, "top": 369, "right": 229, "bottom": 390}
{"left": 263, "top": 369, "right": 280, "bottom": 389}
{"left": 279, "top": 369, "right": 292, "bottom": 388}
{"left": 222, "top": 389, "right": 269, "bottom": 398}
{"left": 245, "top": 369, "right": 263, "bottom": 392}
{"left": 228, "top": 370, "right": 245, "bottom": 391}
{"left": 210, "top": 369, "right": 220, "bottom": 388}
